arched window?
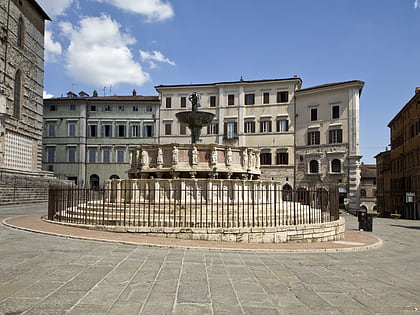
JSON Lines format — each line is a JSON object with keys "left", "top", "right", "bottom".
{"left": 17, "top": 17, "right": 25, "bottom": 48}
{"left": 282, "top": 184, "right": 293, "bottom": 201}
{"left": 89, "top": 174, "right": 100, "bottom": 190}
{"left": 13, "top": 70, "right": 22, "bottom": 119}
{"left": 309, "top": 160, "right": 319, "bottom": 173}
{"left": 331, "top": 159, "right": 341, "bottom": 173}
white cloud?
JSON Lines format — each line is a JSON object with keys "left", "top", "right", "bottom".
{"left": 60, "top": 14, "right": 150, "bottom": 87}
{"left": 43, "top": 91, "right": 54, "bottom": 99}
{"left": 140, "top": 50, "right": 175, "bottom": 69}
{"left": 37, "top": 0, "right": 75, "bottom": 17}
{"left": 44, "top": 29, "right": 62, "bottom": 62}
{"left": 96, "top": 0, "right": 174, "bottom": 22}
{"left": 415, "top": 0, "right": 419, "bottom": 8}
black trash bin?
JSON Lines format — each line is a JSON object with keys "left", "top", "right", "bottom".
{"left": 358, "top": 210, "right": 373, "bottom": 232}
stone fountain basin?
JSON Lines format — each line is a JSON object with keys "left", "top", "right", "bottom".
{"left": 176, "top": 111, "right": 215, "bottom": 127}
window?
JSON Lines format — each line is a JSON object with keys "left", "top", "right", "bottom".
{"left": 144, "top": 124, "right": 154, "bottom": 137}
{"left": 329, "top": 129, "right": 343, "bottom": 144}
{"left": 276, "top": 119, "right": 289, "bottom": 132}
{"left": 47, "top": 123, "right": 56, "bottom": 137}
{"left": 17, "top": 17, "right": 25, "bottom": 49}
{"left": 244, "top": 120, "right": 255, "bottom": 133}
{"left": 102, "top": 124, "right": 112, "bottom": 137}
{"left": 165, "top": 123, "right": 172, "bottom": 135}
{"left": 180, "top": 124, "right": 187, "bottom": 135}
{"left": 116, "top": 124, "right": 126, "bottom": 137}
{"left": 13, "top": 70, "right": 22, "bottom": 119}
{"left": 210, "top": 96, "right": 216, "bottom": 107}
{"left": 130, "top": 124, "right": 140, "bottom": 137}
{"left": 89, "top": 105, "right": 97, "bottom": 112}
{"left": 47, "top": 147, "right": 55, "bottom": 163}
{"left": 102, "top": 149, "right": 111, "bottom": 163}
{"left": 224, "top": 121, "right": 237, "bottom": 139}
{"left": 260, "top": 152, "right": 272, "bottom": 165}
{"left": 133, "top": 106, "right": 139, "bottom": 111}
{"left": 88, "top": 149, "right": 96, "bottom": 163}
{"left": 88, "top": 124, "right": 98, "bottom": 137}
{"left": 180, "top": 97, "right": 187, "bottom": 108}
{"left": 331, "top": 159, "right": 341, "bottom": 173}
{"left": 260, "top": 120, "right": 272, "bottom": 133}
{"left": 277, "top": 91, "right": 288, "bottom": 103}
{"left": 208, "top": 123, "right": 218, "bottom": 135}
{"left": 263, "top": 92, "right": 270, "bottom": 104}
{"left": 165, "top": 97, "right": 172, "bottom": 108}
{"left": 310, "top": 108, "right": 318, "bottom": 121}
{"left": 145, "top": 106, "right": 153, "bottom": 112}
{"left": 103, "top": 105, "right": 112, "bottom": 112}
{"left": 228, "top": 94, "right": 235, "bottom": 106}
{"left": 308, "top": 130, "right": 320, "bottom": 145}
{"left": 276, "top": 152, "right": 288, "bottom": 165}
{"left": 118, "top": 106, "right": 124, "bottom": 111}
{"left": 117, "top": 149, "right": 125, "bottom": 163}
{"left": 67, "top": 148, "right": 76, "bottom": 163}
{"left": 332, "top": 104, "right": 340, "bottom": 119}
{"left": 360, "top": 189, "right": 367, "bottom": 197}
{"left": 309, "top": 160, "right": 319, "bottom": 173}
{"left": 245, "top": 93, "right": 255, "bottom": 105}
{"left": 49, "top": 105, "right": 57, "bottom": 111}
{"left": 68, "top": 123, "right": 77, "bottom": 137}
{"left": 69, "top": 104, "right": 76, "bottom": 111}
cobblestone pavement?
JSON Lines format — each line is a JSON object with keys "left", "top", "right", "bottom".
{"left": 0, "top": 203, "right": 419, "bottom": 314}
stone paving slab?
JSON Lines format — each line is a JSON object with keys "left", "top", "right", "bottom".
{"left": 3, "top": 213, "right": 382, "bottom": 252}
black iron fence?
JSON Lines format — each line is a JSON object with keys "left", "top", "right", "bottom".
{"left": 48, "top": 180, "right": 339, "bottom": 229}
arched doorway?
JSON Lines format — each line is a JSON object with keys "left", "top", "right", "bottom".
{"left": 89, "top": 174, "right": 100, "bottom": 190}
{"left": 282, "top": 184, "right": 293, "bottom": 201}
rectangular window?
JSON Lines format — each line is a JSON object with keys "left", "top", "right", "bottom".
{"left": 88, "top": 149, "right": 96, "bottom": 163}
{"left": 208, "top": 123, "right": 218, "bottom": 135}
{"left": 88, "top": 124, "right": 97, "bottom": 137}
{"left": 116, "top": 124, "right": 126, "bottom": 137}
{"left": 130, "top": 124, "right": 140, "bottom": 137}
{"left": 310, "top": 108, "right": 318, "bottom": 121}
{"left": 165, "top": 97, "right": 172, "bottom": 108}
{"left": 263, "top": 92, "right": 270, "bottom": 104}
{"left": 144, "top": 124, "right": 154, "bottom": 137}
{"left": 180, "top": 124, "right": 187, "bottom": 135}
{"left": 89, "top": 105, "right": 96, "bottom": 112}
{"left": 260, "top": 120, "right": 272, "bottom": 133}
{"left": 210, "top": 96, "right": 216, "bottom": 107}
{"left": 47, "top": 147, "right": 55, "bottom": 163}
{"left": 228, "top": 94, "right": 235, "bottom": 106}
{"left": 244, "top": 120, "right": 255, "bottom": 133}
{"left": 102, "top": 124, "right": 112, "bottom": 137}
{"left": 276, "top": 119, "right": 289, "bottom": 132}
{"left": 133, "top": 106, "right": 139, "bottom": 111}
{"left": 145, "top": 106, "right": 153, "bottom": 112}
{"left": 308, "top": 130, "right": 320, "bottom": 145}
{"left": 277, "top": 91, "right": 288, "bottom": 103}
{"left": 276, "top": 152, "right": 288, "bottom": 165}
{"left": 117, "top": 149, "right": 125, "bottom": 163}
{"left": 165, "top": 123, "right": 172, "bottom": 135}
{"left": 67, "top": 148, "right": 76, "bottom": 163}
{"left": 224, "top": 121, "right": 237, "bottom": 139}
{"left": 329, "top": 129, "right": 343, "bottom": 143}
{"left": 68, "top": 123, "right": 77, "bottom": 137}
{"left": 118, "top": 106, "right": 124, "bottom": 111}
{"left": 102, "top": 149, "right": 111, "bottom": 163}
{"left": 260, "top": 152, "right": 272, "bottom": 165}
{"left": 47, "top": 123, "right": 56, "bottom": 137}
{"left": 69, "top": 104, "right": 76, "bottom": 111}
{"left": 332, "top": 104, "right": 340, "bottom": 119}
{"left": 49, "top": 105, "right": 56, "bottom": 111}
{"left": 103, "top": 105, "right": 112, "bottom": 112}
{"left": 180, "top": 97, "right": 187, "bottom": 108}
{"left": 245, "top": 93, "right": 255, "bottom": 105}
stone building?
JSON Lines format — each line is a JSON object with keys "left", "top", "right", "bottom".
{"left": 294, "top": 80, "right": 365, "bottom": 211}
{"left": 155, "top": 78, "right": 364, "bottom": 212}
{"left": 359, "top": 163, "right": 377, "bottom": 211}
{"left": 376, "top": 88, "right": 420, "bottom": 219}
{"left": 0, "top": 0, "right": 49, "bottom": 178}
{"left": 375, "top": 150, "right": 391, "bottom": 217}
{"left": 42, "top": 91, "right": 159, "bottom": 188}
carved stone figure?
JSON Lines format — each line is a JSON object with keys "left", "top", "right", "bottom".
{"left": 140, "top": 150, "right": 149, "bottom": 168}
{"left": 192, "top": 145, "right": 198, "bottom": 165}
{"left": 157, "top": 147, "right": 163, "bottom": 167}
{"left": 226, "top": 147, "right": 233, "bottom": 166}
{"left": 211, "top": 147, "right": 217, "bottom": 165}
{"left": 172, "top": 145, "right": 178, "bottom": 165}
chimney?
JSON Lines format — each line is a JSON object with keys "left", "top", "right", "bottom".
{"left": 416, "top": 87, "right": 420, "bottom": 94}
{"left": 132, "top": 89, "right": 137, "bottom": 96}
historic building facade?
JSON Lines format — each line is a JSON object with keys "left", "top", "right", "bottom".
{"left": 376, "top": 88, "right": 420, "bottom": 219}
{"left": 359, "top": 163, "right": 377, "bottom": 212}
{"left": 42, "top": 91, "right": 159, "bottom": 188}
{"left": 0, "top": 0, "right": 49, "bottom": 177}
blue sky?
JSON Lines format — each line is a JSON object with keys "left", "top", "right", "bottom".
{"left": 38, "top": 0, "right": 420, "bottom": 164}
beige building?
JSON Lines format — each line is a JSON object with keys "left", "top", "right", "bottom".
{"left": 295, "top": 81, "right": 365, "bottom": 211}
{"left": 0, "top": 0, "right": 49, "bottom": 177}
{"left": 42, "top": 91, "right": 159, "bottom": 188}
{"left": 359, "top": 163, "right": 377, "bottom": 211}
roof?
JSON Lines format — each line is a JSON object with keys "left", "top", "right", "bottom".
{"left": 387, "top": 89, "right": 420, "bottom": 127}
{"left": 44, "top": 95, "right": 159, "bottom": 102}
{"left": 155, "top": 77, "right": 303, "bottom": 89}
{"left": 296, "top": 80, "right": 364, "bottom": 94}
{"left": 360, "top": 164, "right": 376, "bottom": 178}
{"left": 30, "top": 0, "right": 51, "bottom": 21}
